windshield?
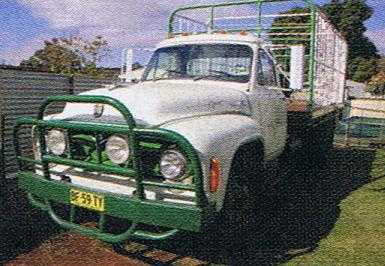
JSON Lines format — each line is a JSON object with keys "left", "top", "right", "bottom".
{"left": 142, "top": 44, "right": 253, "bottom": 83}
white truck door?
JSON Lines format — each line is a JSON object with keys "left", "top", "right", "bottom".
{"left": 251, "top": 48, "right": 288, "bottom": 159}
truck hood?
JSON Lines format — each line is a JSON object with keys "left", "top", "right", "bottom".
{"left": 57, "top": 80, "right": 251, "bottom": 127}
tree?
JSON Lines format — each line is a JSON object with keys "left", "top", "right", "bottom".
{"left": 269, "top": 0, "right": 379, "bottom": 82}
{"left": 365, "top": 57, "right": 385, "bottom": 96}
{"left": 366, "top": 71, "right": 385, "bottom": 96}
{"left": 376, "top": 57, "right": 385, "bottom": 73}
{"left": 20, "top": 36, "right": 109, "bottom": 77}
{"left": 323, "top": 0, "right": 378, "bottom": 61}
{"left": 348, "top": 57, "right": 377, "bottom": 82}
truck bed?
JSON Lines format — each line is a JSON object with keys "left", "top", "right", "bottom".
{"left": 287, "top": 99, "right": 341, "bottom": 154}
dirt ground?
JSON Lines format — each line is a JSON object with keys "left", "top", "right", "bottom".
{"left": 6, "top": 232, "right": 210, "bottom": 266}
{"left": 1, "top": 147, "right": 378, "bottom": 265}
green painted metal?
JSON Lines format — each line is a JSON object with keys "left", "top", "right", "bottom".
{"left": 167, "top": 0, "right": 318, "bottom": 107}
{"left": 168, "top": 0, "right": 262, "bottom": 35}
{"left": 269, "top": 37, "right": 310, "bottom": 42}
{"left": 307, "top": 4, "right": 317, "bottom": 107}
{"left": 43, "top": 155, "right": 138, "bottom": 177}
{"left": 142, "top": 180, "right": 195, "bottom": 191}
{"left": 14, "top": 118, "right": 206, "bottom": 205}
{"left": 14, "top": 95, "right": 207, "bottom": 242}
{"left": 69, "top": 205, "right": 76, "bottom": 223}
{"left": 337, "top": 117, "right": 385, "bottom": 142}
{"left": 18, "top": 172, "right": 205, "bottom": 239}
{"left": 256, "top": 0, "right": 263, "bottom": 37}
{"left": 168, "top": 0, "right": 316, "bottom": 34}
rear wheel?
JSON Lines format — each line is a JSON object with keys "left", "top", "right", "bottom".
{"left": 308, "top": 117, "right": 337, "bottom": 163}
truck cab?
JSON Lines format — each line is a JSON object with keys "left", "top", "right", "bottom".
{"left": 143, "top": 33, "right": 288, "bottom": 159}
{"left": 14, "top": 0, "right": 347, "bottom": 244}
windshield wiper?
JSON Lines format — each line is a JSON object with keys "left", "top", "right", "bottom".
{"left": 193, "top": 70, "right": 232, "bottom": 81}
{"left": 152, "top": 70, "right": 186, "bottom": 82}
{"left": 193, "top": 75, "right": 227, "bottom": 81}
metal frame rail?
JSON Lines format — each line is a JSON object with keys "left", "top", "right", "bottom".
{"left": 167, "top": 0, "right": 347, "bottom": 108}
{"left": 14, "top": 95, "right": 207, "bottom": 242}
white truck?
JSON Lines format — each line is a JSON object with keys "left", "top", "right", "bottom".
{"left": 15, "top": 0, "right": 347, "bottom": 243}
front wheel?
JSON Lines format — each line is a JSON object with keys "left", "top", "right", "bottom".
{"left": 217, "top": 144, "right": 266, "bottom": 240}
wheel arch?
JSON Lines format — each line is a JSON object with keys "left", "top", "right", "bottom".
{"left": 223, "top": 138, "right": 265, "bottom": 200}
{"left": 161, "top": 114, "right": 265, "bottom": 211}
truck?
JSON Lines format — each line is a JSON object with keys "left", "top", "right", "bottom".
{"left": 14, "top": 0, "right": 347, "bottom": 244}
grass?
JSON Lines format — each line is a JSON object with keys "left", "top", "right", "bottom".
{"left": 286, "top": 148, "right": 385, "bottom": 265}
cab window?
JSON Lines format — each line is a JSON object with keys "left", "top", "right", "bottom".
{"left": 257, "top": 49, "right": 277, "bottom": 86}
{"left": 143, "top": 44, "right": 253, "bottom": 83}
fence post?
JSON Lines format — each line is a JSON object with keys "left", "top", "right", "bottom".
{"left": 68, "top": 75, "right": 75, "bottom": 95}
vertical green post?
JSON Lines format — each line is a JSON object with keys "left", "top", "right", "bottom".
{"left": 168, "top": 10, "right": 176, "bottom": 36}
{"left": 95, "top": 134, "right": 103, "bottom": 164}
{"left": 308, "top": 4, "right": 317, "bottom": 108}
{"left": 99, "top": 213, "right": 106, "bottom": 231}
{"left": 70, "top": 205, "right": 76, "bottom": 223}
{"left": 209, "top": 6, "right": 215, "bottom": 33}
{"left": 256, "top": 0, "right": 263, "bottom": 37}
{"left": 38, "top": 127, "right": 50, "bottom": 180}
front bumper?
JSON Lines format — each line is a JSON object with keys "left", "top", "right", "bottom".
{"left": 18, "top": 171, "right": 208, "bottom": 242}
{"left": 14, "top": 95, "right": 210, "bottom": 243}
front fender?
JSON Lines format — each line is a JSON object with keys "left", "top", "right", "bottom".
{"left": 161, "top": 114, "right": 263, "bottom": 211}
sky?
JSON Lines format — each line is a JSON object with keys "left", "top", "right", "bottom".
{"left": 0, "top": 0, "right": 384, "bottom": 67}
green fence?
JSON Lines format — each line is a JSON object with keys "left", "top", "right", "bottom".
{"left": 335, "top": 116, "right": 385, "bottom": 148}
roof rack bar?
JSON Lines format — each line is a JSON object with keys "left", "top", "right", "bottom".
{"left": 214, "top": 13, "right": 310, "bottom": 21}
{"left": 168, "top": 0, "right": 316, "bottom": 34}
{"left": 174, "top": 14, "right": 207, "bottom": 26}
{"left": 169, "top": 0, "right": 265, "bottom": 34}
{"left": 167, "top": 0, "right": 348, "bottom": 108}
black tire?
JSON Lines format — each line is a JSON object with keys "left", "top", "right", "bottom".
{"left": 218, "top": 143, "right": 265, "bottom": 237}
{"left": 308, "top": 117, "right": 337, "bottom": 163}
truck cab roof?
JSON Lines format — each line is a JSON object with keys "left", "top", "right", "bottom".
{"left": 157, "top": 33, "right": 263, "bottom": 49}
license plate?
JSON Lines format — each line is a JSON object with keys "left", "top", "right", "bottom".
{"left": 70, "top": 189, "right": 105, "bottom": 212}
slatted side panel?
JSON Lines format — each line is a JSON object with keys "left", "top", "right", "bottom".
{"left": 0, "top": 70, "right": 70, "bottom": 176}
{"left": 0, "top": 70, "right": 114, "bottom": 177}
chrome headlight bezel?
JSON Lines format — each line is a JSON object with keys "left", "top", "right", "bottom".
{"left": 105, "top": 135, "right": 130, "bottom": 165}
{"left": 45, "top": 129, "right": 67, "bottom": 156}
{"left": 159, "top": 149, "right": 187, "bottom": 180}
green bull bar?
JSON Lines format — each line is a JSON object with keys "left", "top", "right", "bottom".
{"left": 14, "top": 95, "right": 210, "bottom": 243}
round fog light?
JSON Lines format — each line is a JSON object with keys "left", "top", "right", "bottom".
{"left": 160, "top": 150, "right": 187, "bottom": 180}
{"left": 105, "top": 135, "right": 130, "bottom": 164}
{"left": 46, "top": 130, "right": 67, "bottom": 156}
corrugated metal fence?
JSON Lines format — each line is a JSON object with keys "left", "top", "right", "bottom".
{"left": 0, "top": 69, "right": 114, "bottom": 178}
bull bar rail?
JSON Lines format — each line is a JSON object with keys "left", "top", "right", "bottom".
{"left": 14, "top": 95, "right": 209, "bottom": 243}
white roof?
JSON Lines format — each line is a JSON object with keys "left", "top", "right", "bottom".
{"left": 157, "top": 33, "right": 263, "bottom": 48}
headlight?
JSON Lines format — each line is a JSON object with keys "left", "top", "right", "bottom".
{"left": 160, "top": 149, "right": 187, "bottom": 180}
{"left": 46, "top": 130, "right": 67, "bottom": 156}
{"left": 105, "top": 135, "right": 130, "bottom": 164}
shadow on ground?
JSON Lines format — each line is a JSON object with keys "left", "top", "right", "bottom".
{"left": 1, "top": 147, "right": 378, "bottom": 265}
{"left": 133, "top": 147, "right": 378, "bottom": 265}
{"left": 0, "top": 180, "right": 61, "bottom": 263}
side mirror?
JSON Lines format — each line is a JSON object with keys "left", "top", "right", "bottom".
{"left": 289, "top": 45, "right": 305, "bottom": 90}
